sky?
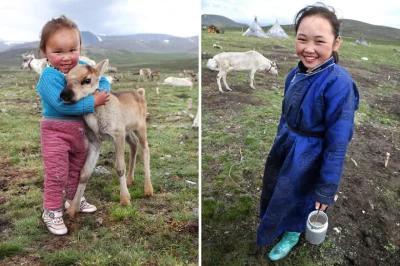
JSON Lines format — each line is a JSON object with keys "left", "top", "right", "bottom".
{"left": 0, "top": 0, "right": 201, "bottom": 43}
{"left": 202, "top": 0, "right": 400, "bottom": 30}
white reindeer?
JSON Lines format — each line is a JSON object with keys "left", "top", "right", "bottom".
{"left": 138, "top": 68, "right": 152, "bottom": 82}
{"left": 207, "top": 50, "right": 278, "bottom": 92}
{"left": 160, "top": 77, "right": 195, "bottom": 90}
{"left": 21, "top": 52, "right": 47, "bottom": 74}
{"left": 21, "top": 52, "right": 97, "bottom": 75}
{"left": 192, "top": 106, "right": 199, "bottom": 129}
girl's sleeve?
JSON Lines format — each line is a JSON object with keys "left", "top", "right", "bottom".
{"left": 98, "top": 76, "right": 111, "bottom": 93}
{"left": 316, "top": 76, "right": 359, "bottom": 205}
{"left": 37, "top": 71, "right": 95, "bottom": 115}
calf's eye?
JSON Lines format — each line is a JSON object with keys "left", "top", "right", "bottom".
{"left": 81, "top": 78, "right": 91, "bottom": 85}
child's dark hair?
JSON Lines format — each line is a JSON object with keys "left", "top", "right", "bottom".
{"left": 293, "top": 2, "right": 341, "bottom": 63}
{"left": 38, "top": 15, "right": 81, "bottom": 56}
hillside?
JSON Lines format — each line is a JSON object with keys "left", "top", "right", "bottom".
{"left": 0, "top": 32, "right": 198, "bottom": 54}
{"left": 90, "top": 36, "right": 198, "bottom": 54}
{"left": 340, "top": 19, "right": 400, "bottom": 42}
{"left": 202, "top": 14, "right": 400, "bottom": 42}
{"left": 201, "top": 14, "right": 247, "bottom": 28}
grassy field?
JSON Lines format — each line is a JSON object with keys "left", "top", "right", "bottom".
{"left": 201, "top": 29, "right": 400, "bottom": 265}
{"left": 0, "top": 54, "right": 199, "bottom": 265}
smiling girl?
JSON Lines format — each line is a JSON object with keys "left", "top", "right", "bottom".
{"left": 257, "top": 3, "right": 359, "bottom": 261}
{"left": 36, "top": 15, "right": 110, "bottom": 235}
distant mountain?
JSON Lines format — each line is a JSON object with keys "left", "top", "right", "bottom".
{"left": 1, "top": 32, "right": 198, "bottom": 55}
{"left": 0, "top": 41, "right": 10, "bottom": 52}
{"left": 0, "top": 41, "right": 26, "bottom": 52}
{"left": 81, "top": 31, "right": 102, "bottom": 45}
{"left": 0, "top": 31, "right": 103, "bottom": 50}
{"left": 89, "top": 35, "right": 198, "bottom": 54}
{"left": 340, "top": 19, "right": 400, "bottom": 42}
{"left": 202, "top": 14, "right": 247, "bottom": 28}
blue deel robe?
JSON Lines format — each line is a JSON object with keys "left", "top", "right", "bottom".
{"left": 257, "top": 57, "right": 359, "bottom": 247}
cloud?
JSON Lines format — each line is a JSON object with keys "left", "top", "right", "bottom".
{"left": 0, "top": 0, "right": 200, "bottom": 42}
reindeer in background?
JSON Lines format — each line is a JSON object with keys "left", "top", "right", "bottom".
{"left": 132, "top": 68, "right": 152, "bottom": 82}
{"left": 21, "top": 52, "right": 47, "bottom": 74}
{"left": 150, "top": 71, "right": 160, "bottom": 81}
{"left": 21, "top": 52, "right": 96, "bottom": 75}
{"left": 19, "top": 52, "right": 119, "bottom": 83}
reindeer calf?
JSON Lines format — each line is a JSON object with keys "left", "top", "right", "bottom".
{"left": 139, "top": 68, "right": 152, "bottom": 82}
{"left": 60, "top": 59, "right": 153, "bottom": 218}
{"left": 150, "top": 71, "right": 160, "bottom": 81}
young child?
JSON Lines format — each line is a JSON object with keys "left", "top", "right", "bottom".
{"left": 257, "top": 3, "right": 359, "bottom": 261}
{"left": 36, "top": 15, "right": 110, "bottom": 235}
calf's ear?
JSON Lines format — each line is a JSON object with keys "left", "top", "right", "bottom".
{"left": 95, "top": 59, "right": 109, "bottom": 75}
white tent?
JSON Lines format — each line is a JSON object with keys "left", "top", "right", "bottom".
{"left": 265, "top": 20, "right": 289, "bottom": 38}
{"left": 354, "top": 40, "right": 369, "bottom": 46}
{"left": 243, "top": 17, "right": 268, "bottom": 38}
{"left": 353, "top": 36, "right": 369, "bottom": 46}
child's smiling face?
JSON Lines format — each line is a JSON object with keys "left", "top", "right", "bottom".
{"left": 43, "top": 27, "right": 80, "bottom": 74}
{"left": 295, "top": 15, "right": 341, "bottom": 71}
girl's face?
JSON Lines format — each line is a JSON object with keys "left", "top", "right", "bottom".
{"left": 295, "top": 15, "right": 341, "bottom": 71}
{"left": 43, "top": 27, "right": 80, "bottom": 74}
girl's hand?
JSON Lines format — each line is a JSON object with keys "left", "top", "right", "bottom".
{"left": 94, "top": 90, "right": 110, "bottom": 106}
{"left": 315, "top": 202, "right": 328, "bottom": 211}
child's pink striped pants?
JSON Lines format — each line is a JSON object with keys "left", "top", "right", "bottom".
{"left": 40, "top": 118, "right": 87, "bottom": 210}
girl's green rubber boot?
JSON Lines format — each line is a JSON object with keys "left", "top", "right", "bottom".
{"left": 268, "top": 231, "right": 300, "bottom": 261}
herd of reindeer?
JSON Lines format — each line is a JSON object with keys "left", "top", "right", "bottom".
{"left": 20, "top": 51, "right": 197, "bottom": 85}
{"left": 20, "top": 50, "right": 199, "bottom": 133}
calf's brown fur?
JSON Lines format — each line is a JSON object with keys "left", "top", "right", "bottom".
{"left": 60, "top": 59, "right": 153, "bottom": 218}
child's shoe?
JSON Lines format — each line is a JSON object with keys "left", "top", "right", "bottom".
{"left": 64, "top": 196, "right": 97, "bottom": 213}
{"left": 268, "top": 231, "right": 300, "bottom": 261}
{"left": 42, "top": 209, "right": 68, "bottom": 235}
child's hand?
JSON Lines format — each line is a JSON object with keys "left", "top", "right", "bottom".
{"left": 94, "top": 90, "right": 110, "bottom": 106}
{"left": 315, "top": 202, "right": 328, "bottom": 211}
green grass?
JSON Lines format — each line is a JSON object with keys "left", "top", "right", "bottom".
{"left": 0, "top": 52, "right": 199, "bottom": 265}
{"left": 0, "top": 239, "right": 27, "bottom": 259}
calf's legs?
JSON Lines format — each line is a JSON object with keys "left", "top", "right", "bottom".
{"left": 113, "top": 134, "right": 131, "bottom": 205}
{"left": 65, "top": 134, "right": 101, "bottom": 219}
{"left": 125, "top": 133, "right": 138, "bottom": 187}
{"left": 136, "top": 125, "right": 153, "bottom": 196}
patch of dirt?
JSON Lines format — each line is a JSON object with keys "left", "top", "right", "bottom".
{"left": 202, "top": 68, "right": 276, "bottom": 110}
{"left": 0, "top": 157, "right": 39, "bottom": 194}
{"left": 262, "top": 49, "right": 297, "bottom": 62}
{"left": 168, "top": 220, "right": 199, "bottom": 235}
{"left": 0, "top": 253, "right": 43, "bottom": 266}
{"left": 370, "top": 94, "right": 400, "bottom": 117}
{"left": 40, "top": 235, "right": 72, "bottom": 252}
{"left": 325, "top": 123, "right": 400, "bottom": 265}
{"left": 345, "top": 67, "right": 382, "bottom": 89}
{"left": 0, "top": 98, "right": 41, "bottom": 104}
